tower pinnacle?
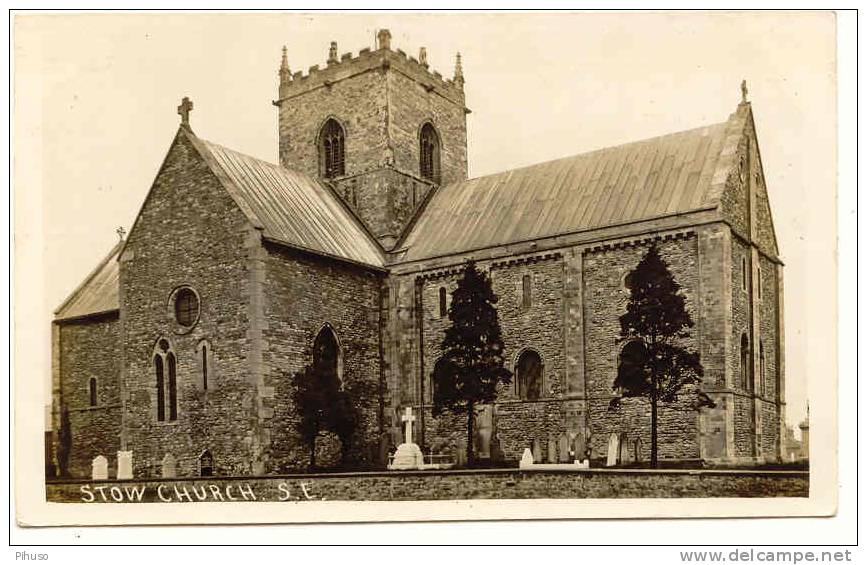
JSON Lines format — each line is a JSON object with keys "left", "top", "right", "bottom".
{"left": 454, "top": 52, "right": 464, "bottom": 86}
{"left": 280, "top": 46, "right": 291, "bottom": 82}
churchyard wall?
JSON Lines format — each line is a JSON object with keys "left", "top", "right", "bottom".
{"left": 119, "top": 131, "right": 258, "bottom": 478}
{"left": 46, "top": 468, "right": 808, "bottom": 502}
{"left": 263, "top": 245, "right": 384, "bottom": 472}
{"left": 55, "top": 315, "right": 122, "bottom": 478}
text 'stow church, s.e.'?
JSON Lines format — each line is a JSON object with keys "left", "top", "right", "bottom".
{"left": 50, "top": 30, "right": 786, "bottom": 478}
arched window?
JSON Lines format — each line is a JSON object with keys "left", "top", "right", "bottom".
{"left": 167, "top": 352, "right": 178, "bottom": 421}
{"left": 741, "top": 256, "right": 748, "bottom": 291}
{"left": 154, "top": 339, "right": 178, "bottom": 422}
{"left": 202, "top": 344, "right": 208, "bottom": 390}
{"left": 319, "top": 119, "right": 345, "bottom": 179}
{"left": 88, "top": 377, "right": 98, "bottom": 407}
{"left": 618, "top": 340, "right": 648, "bottom": 390}
{"left": 199, "top": 449, "right": 213, "bottom": 477}
{"left": 197, "top": 340, "right": 212, "bottom": 391}
{"left": 313, "top": 325, "right": 341, "bottom": 382}
{"left": 438, "top": 287, "right": 447, "bottom": 318}
{"left": 516, "top": 349, "right": 543, "bottom": 400}
{"left": 429, "top": 357, "right": 450, "bottom": 404}
{"left": 419, "top": 123, "right": 441, "bottom": 183}
{"left": 174, "top": 287, "right": 199, "bottom": 327}
{"left": 740, "top": 334, "right": 751, "bottom": 392}
{"left": 154, "top": 356, "right": 165, "bottom": 421}
{"left": 522, "top": 274, "right": 532, "bottom": 308}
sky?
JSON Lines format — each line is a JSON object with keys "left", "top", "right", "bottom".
{"left": 15, "top": 12, "right": 837, "bottom": 432}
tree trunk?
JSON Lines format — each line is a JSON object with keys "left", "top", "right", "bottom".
{"left": 309, "top": 437, "right": 316, "bottom": 469}
{"left": 650, "top": 393, "right": 658, "bottom": 469}
{"left": 466, "top": 402, "right": 475, "bottom": 466}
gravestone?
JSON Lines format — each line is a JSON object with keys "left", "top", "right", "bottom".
{"left": 161, "top": 453, "right": 177, "bottom": 478}
{"left": 634, "top": 438, "right": 643, "bottom": 463}
{"left": 519, "top": 448, "right": 534, "bottom": 469}
{"left": 475, "top": 405, "right": 493, "bottom": 459}
{"left": 606, "top": 433, "right": 620, "bottom": 467}
{"left": 619, "top": 433, "right": 631, "bottom": 464}
{"left": 117, "top": 450, "right": 133, "bottom": 479}
{"left": 388, "top": 407, "right": 424, "bottom": 470}
{"left": 573, "top": 432, "right": 586, "bottom": 462}
{"left": 558, "top": 433, "right": 571, "bottom": 463}
{"left": 546, "top": 437, "right": 558, "bottom": 463}
{"left": 91, "top": 455, "right": 108, "bottom": 480}
{"left": 490, "top": 436, "right": 504, "bottom": 463}
{"left": 531, "top": 438, "right": 542, "bottom": 463}
{"left": 455, "top": 438, "right": 468, "bottom": 467}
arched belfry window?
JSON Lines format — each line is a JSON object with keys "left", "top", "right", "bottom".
{"left": 319, "top": 118, "right": 345, "bottom": 179}
{"left": 740, "top": 334, "right": 751, "bottom": 392}
{"left": 313, "top": 325, "right": 342, "bottom": 383}
{"left": 419, "top": 122, "right": 441, "bottom": 184}
{"left": 429, "top": 357, "right": 449, "bottom": 404}
{"left": 516, "top": 349, "right": 543, "bottom": 400}
{"left": 154, "top": 339, "right": 178, "bottom": 422}
{"left": 199, "top": 449, "right": 214, "bottom": 477}
{"left": 438, "top": 287, "right": 448, "bottom": 318}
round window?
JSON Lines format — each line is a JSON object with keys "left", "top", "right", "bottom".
{"left": 174, "top": 287, "right": 200, "bottom": 327}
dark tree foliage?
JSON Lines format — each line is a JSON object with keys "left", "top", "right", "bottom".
{"left": 291, "top": 352, "right": 376, "bottom": 469}
{"left": 290, "top": 360, "right": 340, "bottom": 468}
{"left": 610, "top": 244, "right": 713, "bottom": 468}
{"left": 56, "top": 404, "right": 72, "bottom": 478}
{"left": 432, "top": 261, "right": 511, "bottom": 465}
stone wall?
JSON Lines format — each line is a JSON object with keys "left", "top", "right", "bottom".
{"left": 583, "top": 236, "right": 703, "bottom": 461}
{"left": 46, "top": 468, "right": 809, "bottom": 503}
{"left": 263, "top": 244, "right": 384, "bottom": 472}
{"left": 56, "top": 315, "right": 122, "bottom": 478}
{"left": 119, "top": 131, "right": 258, "bottom": 478}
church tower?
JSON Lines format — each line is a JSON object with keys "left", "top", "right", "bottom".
{"left": 274, "top": 30, "right": 469, "bottom": 248}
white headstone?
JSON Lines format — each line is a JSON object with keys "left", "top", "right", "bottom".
{"left": 91, "top": 455, "right": 108, "bottom": 480}
{"left": 401, "top": 406, "right": 416, "bottom": 444}
{"left": 117, "top": 450, "right": 133, "bottom": 479}
{"left": 606, "top": 433, "right": 620, "bottom": 467}
{"left": 161, "top": 453, "right": 177, "bottom": 478}
{"left": 519, "top": 448, "right": 534, "bottom": 469}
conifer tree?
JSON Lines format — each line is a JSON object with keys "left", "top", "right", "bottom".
{"left": 611, "top": 244, "right": 712, "bottom": 468}
{"left": 432, "top": 261, "right": 511, "bottom": 465}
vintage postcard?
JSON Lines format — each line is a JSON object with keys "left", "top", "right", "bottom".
{"left": 13, "top": 11, "right": 838, "bottom": 526}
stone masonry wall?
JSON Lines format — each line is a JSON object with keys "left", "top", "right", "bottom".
{"left": 57, "top": 316, "right": 122, "bottom": 478}
{"left": 119, "top": 131, "right": 257, "bottom": 478}
{"left": 263, "top": 245, "right": 383, "bottom": 472}
{"left": 583, "top": 236, "right": 703, "bottom": 462}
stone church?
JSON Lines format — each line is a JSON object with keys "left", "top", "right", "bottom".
{"left": 51, "top": 30, "right": 785, "bottom": 478}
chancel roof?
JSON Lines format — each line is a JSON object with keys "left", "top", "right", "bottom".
{"left": 397, "top": 118, "right": 736, "bottom": 262}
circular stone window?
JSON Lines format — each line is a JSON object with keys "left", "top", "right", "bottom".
{"left": 172, "top": 287, "right": 200, "bottom": 328}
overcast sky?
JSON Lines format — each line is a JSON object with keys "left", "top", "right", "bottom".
{"left": 16, "top": 12, "right": 837, "bottom": 431}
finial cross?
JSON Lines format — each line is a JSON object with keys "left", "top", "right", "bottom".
{"left": 177, "top": 96, "right": 193, "bottom": 126}
{"left": 740, "top": 79, "right": 748, "bottom": 104}
{"left": 401, "top": 406, "right": 416, "bottom": 444}
{"left": 116, "top": 226, "right": 126, "bottom": 241}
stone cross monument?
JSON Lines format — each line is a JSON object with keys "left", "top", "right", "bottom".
{"left": 387, "top": 407, "right": 425, "bottom": 470}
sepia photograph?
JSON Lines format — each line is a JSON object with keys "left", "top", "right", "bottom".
{"left": 11, "top": 9, "right": 846, "bottom": 538}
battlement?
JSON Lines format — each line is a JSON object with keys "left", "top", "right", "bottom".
{"left": 275, "top": 30, "right": 466, "bottom": 108}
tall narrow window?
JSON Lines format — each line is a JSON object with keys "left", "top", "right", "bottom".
{"left": 516, "top": 349, "right": 543, "bottom": 400}
{"left": 759, "top": 341, "right": 766, "bottom": 396}
{"left": 522, "top": 274, "right": 532, "bottom": 308}
{"left": 419, "top": 123, "right": 441, "bottom": 183}
{"left": 201, "top": 345, "right": 209, "bottom": 391}
{"left": 199, "top": 450, "right": 214, "bottom": 477}
{"left": 155, "top": 356, "right": 165, "bottom": 422}
{"left": 439, "top": 287, "right": 447, "bottom": 318}
{"left": 167, "top": 352, "right": 178, "bottom": 421}
{"left": 740, "top": 334, "right": 751, "bottom": 392}
{"left": 741, "top": 256, "right": 747, "bottom": 291}
{"left": 313, "top": 325, "right": 341, "bottom": 383}
{"left": 758, "top": 265, "right": 763, "bottom": 299}
{"left": 319, "top": 119, "right": 345, "bottom": 179}
{"left": 88, "top": 377, "right": 98, "bottom": 407}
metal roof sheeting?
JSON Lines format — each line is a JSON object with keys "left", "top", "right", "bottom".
{"left": 196, "top": 136, "right": 385, "bottom": 268}
{"left": 399, "top": 121, "right": 732, "bottom": 262}
{"left": 54, "top": 242, "right": 121, "bottom": 321}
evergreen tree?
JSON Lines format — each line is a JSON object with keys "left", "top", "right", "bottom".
{"left": 611, "top": 244, "right": 713, "bottom": 468}
{"left": 432, "top": 261, "right": 511, "bottom": 465}
{"left": 291, "top": 361, "right": 340, "bottom": 469}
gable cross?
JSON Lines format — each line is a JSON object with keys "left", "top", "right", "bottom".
{"left": 177, "top": 96, "right": 194, "bottom": 127}
{"left": 740, "top": 79, "right": 748, "bottom": 104}
{"left": 401, "top": 406, "right": 416, "bottom": 444}
{"left": 116, "top": 226, "right": 126, "bottom": 241}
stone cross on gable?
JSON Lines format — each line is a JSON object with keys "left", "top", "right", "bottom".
{"left": 177, "top": 96, "right": 193, "bottom": 126}
{"left": 401, "top": 406, "right": 416, "bottom": 444}
{"left": 116, "top": 226, "right": 126, "bottom": 241}
{"left": 740, "top": 79, "right": 748, "bottom": 104}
